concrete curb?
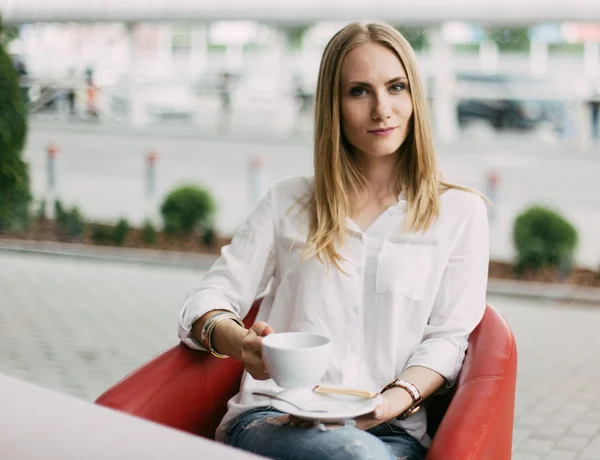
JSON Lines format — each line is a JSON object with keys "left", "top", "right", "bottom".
{"left": 0, "top": 238, "right": 217, "bottom": 271}
{"left": 486, "top": 278, "right": 600, "bottom": 305}
{"left": 2, "top": 238, "right": 600, "bottom": 304}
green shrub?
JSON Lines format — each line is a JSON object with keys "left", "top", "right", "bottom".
{"left": 202, "top": 226, "right": 217, "bottom": 248}
{"left": 54, "top": 200, "right": 66, "bottom": 224}
{"left": 63, "top": 207, "right": 85, "bottom": 239}
{"left": 53, "top": 201, "right": 84, "bottom": 239}
{"left": 90, "top": 223, "right": 113, "bottom": 245}
{"left": 142, "top": 219, "right": 157, "bottom": 245}
{"left": 37, "top": 199, "right": 47, "bottom": 221}
{"left": 112, "top": 218, "right": 130, "bottom": 246}
{"left": 513, "top": 206, "right": 578, "bottom": 273}
{"left": 0, "top": 16, "right": 30, "bottom": 233}
{"left": 160, "top": 185, "right": 216, "bottom": 236}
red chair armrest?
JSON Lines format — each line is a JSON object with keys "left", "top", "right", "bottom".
{"left": 95, "top": 301, "right": 260, "bottom": 438}
{"left": 426, "top": 304, "right": 518, "bottom": 460}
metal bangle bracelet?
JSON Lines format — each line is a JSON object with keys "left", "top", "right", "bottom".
{"left": 205, "top": 313, "right": 244, "bottom": 359}
{"left": 200, "top": 311, "right": 237, "bottom": 349}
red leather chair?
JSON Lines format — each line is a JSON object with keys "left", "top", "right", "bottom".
{"left": 95, "top": 301, "right": 517, "bottom": 459}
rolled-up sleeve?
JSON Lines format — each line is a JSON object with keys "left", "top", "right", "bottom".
{"left": 405, "top": 196, "right": 489, "bottom": 387}
{"left": 178, "top": 190, "right": 276, "bottom": 350}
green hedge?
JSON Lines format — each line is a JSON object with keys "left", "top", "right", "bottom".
{"left": 0, "top": 17, "right": 30, "bottom": 233}
{"left": 160, "top": 185, "right": 216, "bottom": 236}
{"left": 513, "top": 206, "right": 578, "bottom": 273}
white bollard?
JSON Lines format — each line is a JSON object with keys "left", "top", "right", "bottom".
{"left": 146, "top": 151, "right": 158, "bottom": 198}
{"left": 249, "top": 155, "right": 266, "bottom": 208}
{"left": 46, "top": 143, "right": 59, "bottom": 219}
{"left": 485, "top": 170, "right": 500, "bottom": 224}
{"left": 145, "top": 151, "right": 159, "bottom": 224}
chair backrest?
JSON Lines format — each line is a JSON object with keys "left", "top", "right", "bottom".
{"left": 426, "top": 303, "right": 518, "bottom": 459}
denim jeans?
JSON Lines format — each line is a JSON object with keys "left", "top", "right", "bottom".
{"left": 224, "top": 407, "right": 426, "bottom": 460}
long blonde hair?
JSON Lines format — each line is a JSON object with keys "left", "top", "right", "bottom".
{"left": 305, "top": 22, "right": 485, "bottom": 270}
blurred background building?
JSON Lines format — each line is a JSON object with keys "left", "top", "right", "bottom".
{"left": 1, "top": 0, "right": 600, "bottom": 141}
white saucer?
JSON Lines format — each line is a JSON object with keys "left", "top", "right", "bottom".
{"left": 270, "top": 385, "right": 382, "bottom": 422}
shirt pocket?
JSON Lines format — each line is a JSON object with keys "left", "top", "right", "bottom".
{"left": 376, "top": 241, "right": 436, "bottom": 301}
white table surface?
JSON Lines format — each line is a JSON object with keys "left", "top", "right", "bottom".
{"left": 0, "top": 373, "right": 263, "bottom": 460}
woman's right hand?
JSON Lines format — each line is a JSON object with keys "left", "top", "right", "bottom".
{"left": 241, "top": 321, "right": 275, "bottom": 381}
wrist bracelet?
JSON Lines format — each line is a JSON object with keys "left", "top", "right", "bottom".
{"left": 381, "top": 379, "right": 423, "bottom": 421}
{"left": 200, "top": 312, "right": 244, "bottom": 358}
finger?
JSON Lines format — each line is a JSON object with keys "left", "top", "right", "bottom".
{"left": 251, "top": 321, "right": 271, "bottom": 337}
{"left": 289, "top": 416, "right": 313, "bottom": 428}
{"left": 252, "top": 369, "right": 271, "bottom": 381}
{"left": 261, "top": 325, "right": 275, "bottom": 337}
{"left": 268, "top": 414, "right": 291, "bottom": 425}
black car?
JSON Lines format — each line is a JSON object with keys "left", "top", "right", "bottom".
{"left": 454, "top": 72, "right": 567, "bottom": 132}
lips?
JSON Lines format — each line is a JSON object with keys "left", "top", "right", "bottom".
{"left": 368, "top": 127, "right": 397, "bottom": 135}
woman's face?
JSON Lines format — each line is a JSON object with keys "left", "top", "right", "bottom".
{"left": 340, "top": 43, "right": 414, "bottom": 160}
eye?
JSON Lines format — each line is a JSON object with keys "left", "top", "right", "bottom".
{"left": 390, "top": 83, "right": 406, "bottom": 93}
{"left": 349, "top": 86, "right": 367, "bottom": 97}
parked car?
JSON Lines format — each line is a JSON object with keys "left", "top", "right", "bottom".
{"left": 454, "top": 72, "right": 567, "bottom": 132}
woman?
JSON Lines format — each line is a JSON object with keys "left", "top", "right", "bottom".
{"left": 178, "top": 22, "right": 489, "bottom": 460}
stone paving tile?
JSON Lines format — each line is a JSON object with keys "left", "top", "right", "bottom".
{"left": 554, "top": 436, "right": 591, "bottom": 453}
{"left": 519, "top": 439, "right": 555, "bottom": 456}
{"left": 543, "top": 451, "right": 577, "bottom": 460}
{"left": 513, "top": 454, "right": 543, "bottom": 460}
{"left": 567, "top": 423, "right": 600, "bottom": 439}
{"left": 582, "top": 412, "right": 600, "bottom": 425}
{"left": 1, "top": 252, "right": 600, "bottom": 456}
{"left": 533, "top": 425, "right": 568, "bottom": 442}
{"left": 514, "top": 428, "right": 534, "bottom": 447}
{"left": 579, "top": 434, "right": 600, "bottom": 459}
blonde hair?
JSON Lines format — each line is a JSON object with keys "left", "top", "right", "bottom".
{"left": 304, "top": 22, "right": 486, "bottom": 270}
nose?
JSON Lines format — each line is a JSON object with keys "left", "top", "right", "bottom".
{"left": 371, "top": 92, "right": 392, "bottom": 121}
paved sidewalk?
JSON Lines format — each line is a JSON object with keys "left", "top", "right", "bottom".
{"left": 1, "top": 252, "right": 600, "bottom": 458}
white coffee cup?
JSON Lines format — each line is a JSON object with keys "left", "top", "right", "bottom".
{"left": 261, "top": 332, "right": 332, "bottom": 389}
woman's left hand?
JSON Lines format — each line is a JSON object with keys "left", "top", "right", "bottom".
{"left": 352, "top": 391, "right": 394, "bottom": 431}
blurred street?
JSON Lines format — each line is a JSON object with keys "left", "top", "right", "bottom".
{"left": 24, "top": 118, "right": 600, "bottom": 269}
{"left": 1, "top": 251, "right": 600, "bottom": 459}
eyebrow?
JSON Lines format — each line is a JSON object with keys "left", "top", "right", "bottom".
{"left": 345, "top": 76, "right": 408, "bottom": 87}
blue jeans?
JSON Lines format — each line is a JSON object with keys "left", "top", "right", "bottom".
{"left": 224, "top": 407, "right": 426, "bottom": 460}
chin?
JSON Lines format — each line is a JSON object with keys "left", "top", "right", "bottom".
{"left": 361, "top": 140, "right": 404, "bottom": 157}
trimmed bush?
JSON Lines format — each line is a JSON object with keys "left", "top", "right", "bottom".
{"left": 54, "top": 200, "right": 66, "bottom": 225}
{"left": 160, "top": 185, "right": 216, "bottom": 236}
{"left": 53, "top": 200, "right": 85, "bottom": 239}
{"left": 142, "top": 219, "right": 157, "bottom": 245}
{"left": 36, "top": 199, "right": 47, "bottom": 221}
{"left": 202, "top": 226, "right": 217, "bottom": 248}
{"left": 513, "top": 206, "right": 578, "bottom": 273}
{"left": 113, "top": 218, "right": 130, "bottom": 246}
{"left": 0, "top": 17, "right": 31, "bottom": 233}
{"left": 63, "top": 207, "right": 85, "bottom": 239}
{"left": 90, "top": 223, "right": 113, "bottom": 245}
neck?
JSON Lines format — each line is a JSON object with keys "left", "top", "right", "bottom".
{"left": 354, "top": 152, "right": 399, "bottom": 200}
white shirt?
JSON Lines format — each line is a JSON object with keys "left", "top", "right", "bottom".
{"left": 178, "top": 176, "right": 489, "bottom": 447}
